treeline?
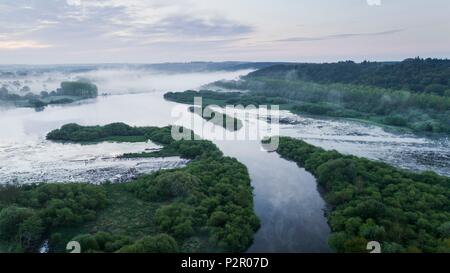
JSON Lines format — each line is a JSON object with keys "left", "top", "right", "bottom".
{"left": 0, "top": 81, "right": 98, "bottom": 109}
{"left": 1, "top": 124, "right": 259, "bottom": 253}
{"left": 269, "top": 137, "right": 450, "bottom": 253}
{"left": 248, "top": 58, "right": 450, "bottom": 96}
{"left": 0, "top": 183, "right": 108, "bottom": 252}
{"left": 165, "top": 84, "right": 450, "bottom": 133}
{"left": 164, "top": 90, "right": 242, "bottom": 106}
{"left": 46, "top": 122, "right": 182, "bottom": 144}
{"left": 212, "top": 77, "right": 450, "bottom": 133}
{"left": 164, "top": 89, "right": 289, "bottom": 108}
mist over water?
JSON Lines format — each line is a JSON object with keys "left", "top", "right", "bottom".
{"left": 0, "top": 69, "right": 251, "bottom": 184}
{"left": 0, "top": 66, "right": 253, "bottom": 95}
{"left": 0, "top": 68, "right": 449, "bottom": 252}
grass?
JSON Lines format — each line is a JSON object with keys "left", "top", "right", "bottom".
{"left": 83, "top": 183, "right": 160, "bottom": 238}
{"left": 48, "top": 182, "right": 215, "bottom": 253}
{"left": 49, "top": 183, "right": 161, "bottom": 252}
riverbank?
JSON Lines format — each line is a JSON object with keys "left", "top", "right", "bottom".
{"left": 267, "top": 136, "right": 450, "bottom": 253}
{"left": 0, "top": 124, "right": 259, "bottom": 253}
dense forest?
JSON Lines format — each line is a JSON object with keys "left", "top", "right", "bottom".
{"left": 206, "top": 58, "right": 450, "bottom": 133}
{"left": 0, "top": 81, "right": 98, "bottom": 109}
{"left": 268, "top": 137, "right": 450, "bottom": 253}
{"left": 165, "top": 83, "right": 450, "bottom": 133}
{"left": 248, "top": 58, "right": 450, "bottom": 95}
{"left": 0, "top": 123, "right": 259, "bottom": 253}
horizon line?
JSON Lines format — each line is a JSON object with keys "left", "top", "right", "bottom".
{"left": 1, "top": 57, "right": 450, "bottom": 67}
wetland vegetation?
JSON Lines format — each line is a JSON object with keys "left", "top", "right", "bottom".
{"left": 268, "top": 136, "right": 450, "bottom": 253}
{"left": 0, "top": 124, "right": 259, "bottom": 253}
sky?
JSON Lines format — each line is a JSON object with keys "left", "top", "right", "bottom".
{"left": 0, "top": 0, "right": 449, "bottom": 64}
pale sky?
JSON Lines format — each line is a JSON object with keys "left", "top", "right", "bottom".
{"left": 1, "top": 0, "right": 449, "bottom": 64}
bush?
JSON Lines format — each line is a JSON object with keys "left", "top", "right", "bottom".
{"left": 71, "top": 232, "right": 133, "bottom": 253}
{"left": 150, "top": 171, "right": 200, "bottom": 200}
{"left": 18, "top": 183, "right": 108, "bottom": 228}
{"left": 384, "top": 116, "right": 407, "bottom": 126}
{"left": 0, "top": 206, "right": 36, "bottom": 241}
{"left": 118, "top": 234, "right": 179, "bottom": 253}
{"left": 155, "top": 204, "right": 196, "bottom": 239}
{"left": 18, "top": 214, "right": 44, "bottom": 250}
{"left": 57, "top": 81, "right": 98, "bottom": 98}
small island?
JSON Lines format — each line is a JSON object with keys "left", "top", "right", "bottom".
{"left": 188, "top": 106, "right": 243, "bottom": 131}
{"left": 164, "top": 91, "right": 243, "bottom": 131}
{"left": 0, "top": 81, "right": 98, "bottom": 109}
{"left": 0, "top": 123, "right": 259, "bottom": 253}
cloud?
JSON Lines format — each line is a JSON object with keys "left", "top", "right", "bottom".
{"left": 154, "top": 16, "right": 253, "bottom": 38}
{"left": 367, "top": 0, "right": 382, "bottom": 6}
{"left": 275, "top": 29, "right": 404, "bottom": 42}
{"left": 0, "top": 40, "right": 51, "bottom": 49}
{"left": 0, "top": 0, "right": 253, "bottom": 51}
{"left": 61, "top": 0, "right": 252, "bottom": 38}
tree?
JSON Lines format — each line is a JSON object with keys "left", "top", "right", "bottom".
{"left": 343, "top": 237, "right": 368, "bottom": 253}
{"left": 425, "top": 84, "right": 446, "bottom": 95}
{"left": 208, "top": 211, "right": 228, "bottom": 227}
{"left": 72, "top": 234, "right": 100, "bottom": 252}
{"left": 18, "top": 215, "right": 44, "bottom": 250}
{"left": 118, "top": 234, "right": 179, "bottom": 253}
{"left": 328, "top": 232, "right": 348, "bottom": 253}
{"left": 0, "top": 206, "right": 35, "bottom": 241}
{"left": 155, "top": 203, "right": 196, "bottom": 238}
{"left": 152, "top": 171, "right": 200, "bottom": 200}
{"left": 57, "top": 81, "right": 98, "bottom": 98}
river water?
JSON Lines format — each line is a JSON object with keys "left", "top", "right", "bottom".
{"left": 0, "top": 69, "right": 449, "bottom": 253}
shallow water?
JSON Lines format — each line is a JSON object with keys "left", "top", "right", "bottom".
{"left": 0, "top": 138, "right": 189, "bottom": 184}
{"left": 279, "top": 113, "right": 450, "bottom": 176}
{"left": 0, "top": 69, "right": 449, "bottom": 253}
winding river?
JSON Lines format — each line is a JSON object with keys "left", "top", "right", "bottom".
{"left": 1, "top": 69, "right": 449, "bottom": 252}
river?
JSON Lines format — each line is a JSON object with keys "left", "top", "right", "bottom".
{"left": 0, "top": 69, "right": 449, "bottom": 253}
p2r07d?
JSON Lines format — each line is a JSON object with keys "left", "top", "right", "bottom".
{"left": 225, "top": 258, "right": 269, "bottom": 268}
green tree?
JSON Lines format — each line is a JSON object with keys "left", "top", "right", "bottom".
{"left": 18, "top": 215, "right": 44, "bottom": 250}
{"left": 118, "top": 234, "right": 179, "bottom": 253}
{"left": 0, "top": 206, "right": 35, "bottom": 241}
